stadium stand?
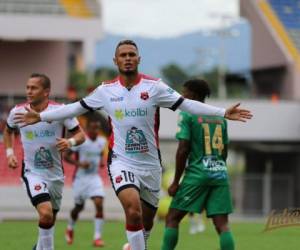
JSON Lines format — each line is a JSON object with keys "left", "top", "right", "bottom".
{"left": 262, "top": 0, "right": 300, "bottom": 65}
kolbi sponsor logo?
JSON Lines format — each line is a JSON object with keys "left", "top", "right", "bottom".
{"left": 114, "top": 108, "right": 148, "bottom": 120}
{"left": 25, "top": 130, "right": 55, "bottom": 140}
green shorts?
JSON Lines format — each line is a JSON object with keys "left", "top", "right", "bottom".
{"left": 170, "top": 183, "right": 233, "bottom": 217}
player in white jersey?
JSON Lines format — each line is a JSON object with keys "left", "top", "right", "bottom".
{"left": 4, "top": 73, "right": 85, "bottom": 250}
{"left": 14, "top": 41, "right": 252, "bottom": 250}
{"left": 64, "top": 118, "right": 107, "bottom": 247}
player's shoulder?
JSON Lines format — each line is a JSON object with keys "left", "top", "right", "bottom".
{"left": 47, "top": 100, "right": 64, "bottom": 110}
{"left": 12, "top": 102, "right": 29, "bottom": 112}
{"left": 102, "top": 76, "right": 119, "bottom": 86}
{"left": 140, "top": 74, "right": 161, "bottom": 84}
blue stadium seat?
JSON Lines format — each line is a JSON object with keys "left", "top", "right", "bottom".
{"left": 269, "top": 0, "right": 300, "bottom": 51}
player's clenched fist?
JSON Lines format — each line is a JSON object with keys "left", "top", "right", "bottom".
{"left": 7, "top": 154, "right": 18, "bottom": 169}
{"left": 168, "top": 182, "right": 179, "bottom": 197}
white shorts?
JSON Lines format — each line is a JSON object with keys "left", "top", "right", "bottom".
{"left": 22, "top": 172, "right": 64, "bottom": 211}
{"left": 108, "top": 161, "right": 162, "bottom": 209}
{"left": 73, "top": 175, "right": 105, "bottom": 206}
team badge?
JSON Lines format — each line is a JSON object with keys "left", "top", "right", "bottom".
{"left": 115, "top": 175, "right": 123, "bottom": 184}
{"left": 34, "top": 184, "right": 42, "bottom": 191}
{"left": 140, "top": 92, "right": 149, "bottom": 100}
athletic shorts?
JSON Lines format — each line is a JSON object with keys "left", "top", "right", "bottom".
{"left": 108, "top": 161, "right": 161, "bottom": 209}
{"left": 73, "top": 175, "right": 105, "bottom": 206}
{"left": 22, "top": 172, "right": 64, "bottom": 211}
{"left": 170, "top": 183, "right": 233, "bottom": 217}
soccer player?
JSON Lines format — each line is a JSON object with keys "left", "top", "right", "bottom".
{"left": 14, "top": 40, "right": 251, "bottom": 250}
{"left": 161, "top": 79, "right": 234, "bottom": 250}
{"left": 64, "top": 118, "right": 107, "bottom": 247}
{"left": 4, "top": 73, "right": 85, "bottom": 250}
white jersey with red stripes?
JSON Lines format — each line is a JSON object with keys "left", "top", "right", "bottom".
{"left": 80, "top": 74, "right": 183, "bottom": 170}
{"left": 72, "top": 135, "right": 107, "bottom": 178}
{"left": 7, "top": 101, "right": 79, "bottom": 181}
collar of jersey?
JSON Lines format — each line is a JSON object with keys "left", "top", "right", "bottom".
{"left": 118, "top": 74, "right": 143, "bottom": 87}
{"left": 28, "top": 100, "right": 50, "bottom": 113}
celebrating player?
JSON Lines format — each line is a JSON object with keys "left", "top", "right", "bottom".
{"left": 161, "top": 79, "right": 234, "bottom": 250}
{"left": 14, "top": 40, "right": 251, "bottom": 250}
{"left": 4, "top": 73, "right": 85, "bottom": 250}
{"left": 64, "top": 118, "right": 107, "bottom": 247}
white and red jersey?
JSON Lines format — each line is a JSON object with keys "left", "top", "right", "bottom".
{"left": 80, "top": 74, "right": 183, "bottom": 170}
{"left": 7, "top": 101, "right": 79, "bottom": 181}
{"left": 72, "top": 135, "right": 106, "bottom": 178}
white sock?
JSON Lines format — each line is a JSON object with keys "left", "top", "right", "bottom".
{"left": 126, "top": 229, "right": 146, "bottom": 250}
{"left": 94, "top": 218, "right": 104, "bottom": 239}
{"left": 39, "top": 226, "right": 54, "bottom": 250}
{"left": 67, "top": 218, "right": 75, "bottom": 230}
{"left": 190, "top": 215, "right": 196, "bottom": 227}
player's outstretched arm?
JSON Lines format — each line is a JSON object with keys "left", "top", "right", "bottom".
{"left": 178, "top": 99, "right": 252, "bottom": 122}
{"left": 14, "top": 102, "right": 87, "bottom": 126}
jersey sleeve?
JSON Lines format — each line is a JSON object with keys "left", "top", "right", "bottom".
{"left": 154, "top": 81, "right": 184, "bottom": 110}
{"left": 80, "top": 85, "right": 105, "bottom": 111}
{"left": 175, "top": 112, "right": 192, "bottom": 141}
{"left": 6, "top": 107, "right": 18, "bottom": 129}
{"left": 63, "top": 116, "right": 80, "bottom": 131}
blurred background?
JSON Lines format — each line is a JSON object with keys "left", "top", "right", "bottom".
{"left": 0, "top": 0, "right": 300, "bottom": 222}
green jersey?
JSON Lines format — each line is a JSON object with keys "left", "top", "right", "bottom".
{"left": 176, "top": 111, "right": 229, "bottom": 186}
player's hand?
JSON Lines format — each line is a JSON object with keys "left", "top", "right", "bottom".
{"left": 224, "top": 103, "right": 253, "bottom": 122}
{"left": 79, "top": 161, "right": 90, "bottom": 169}
{"left": 14, "top": 106, "right": 41, "bottom": 127}
{"left": 168, "top": 182, "right": 179, "bottom": 197}
{"left": 56, "top": 138, "right": 71, "bottom": 152}
{"left": 7, "top": 155, "right": 18, "bottom": 169}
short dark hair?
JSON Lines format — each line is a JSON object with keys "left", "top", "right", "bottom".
{"left": 30, "top": 73, "right": 51, "bottom": 89}
{"left": 115, "top": 39, "right": 138, "bottom": 54}
{"left": 183, "top": 79, "right": 210, "bottom": 102}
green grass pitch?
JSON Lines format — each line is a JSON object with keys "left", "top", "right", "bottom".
{"left": 0, "top": 220, "right": 299, "bottom": 249}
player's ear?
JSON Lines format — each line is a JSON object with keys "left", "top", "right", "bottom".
{"left": 44, "top": 88, "right": 50, "bottom": 98}
{"left": 137, "top": 56, "right": 141, "bottom": 64}
{"left": 113, "top": 57, "right": 117, "bottom": 66}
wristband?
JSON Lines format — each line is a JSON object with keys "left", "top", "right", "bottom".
{"left": 68, "top": 138, "right": 76, "bottom": 147}
{"left": 6, "top": 148, "right": 14, "bottom": 157}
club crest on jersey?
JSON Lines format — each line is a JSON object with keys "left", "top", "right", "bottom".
{"left": 140, "top": 92, "right": 149, "bottom": 100}
{"left": 34, "top": 184, "right": 42, "bottom": 191}
{"left": 115, "top": 175, "right": 123, "bottom": 184}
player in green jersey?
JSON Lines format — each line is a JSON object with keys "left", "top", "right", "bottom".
{"left": 161, "top": 79, "right": 235, "bottom": 250}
